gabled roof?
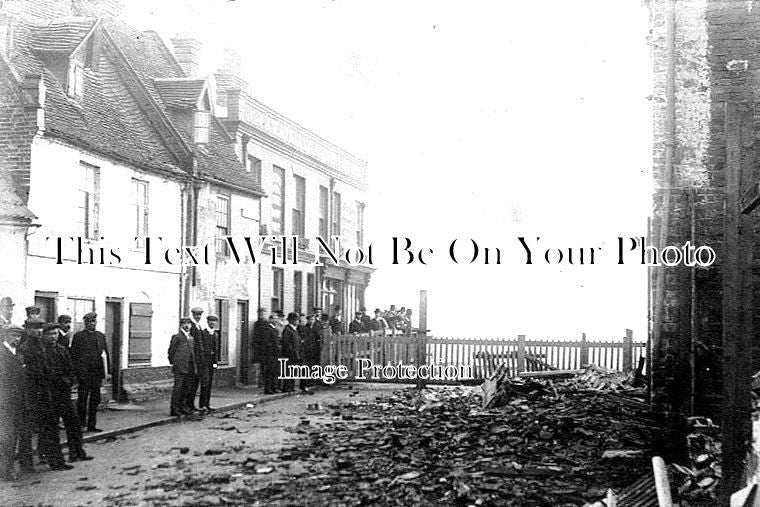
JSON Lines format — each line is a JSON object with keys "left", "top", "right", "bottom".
{"left": 154, "top": 78, "right": 207, "bottom": 109}
{"left": 31, "top": 16, "right": 97, "bottom": 53}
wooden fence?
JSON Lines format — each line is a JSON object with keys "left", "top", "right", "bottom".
{"left": 322, "top": 329, "right": 647, "bottom": 383}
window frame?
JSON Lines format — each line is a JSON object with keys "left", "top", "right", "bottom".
{"left": 215, "top": 193, "right": 231, "bottom": 257}
{"left": 194, "top": 110, "right": 210, "bottom": 144}
{"left": 79, "top": 162, "right": 100, "bottom": 240}
{"left": 133, "top": 178, "right": 149, "bottom": 249}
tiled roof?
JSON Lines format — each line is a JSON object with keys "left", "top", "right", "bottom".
{"left": 31, "top": 17, "right": 96, "bottom": 53}
{"left": 7, "top": 16, "right": 184, "bottom": 175}
{"left": 154, "top": 78, "right": 206, "bottom": 109}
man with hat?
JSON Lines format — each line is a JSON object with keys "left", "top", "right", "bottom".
{"left": 370, "top": 309, "right": 388, "bottom": 336}
{"left": 41, "top": 324, "right": 92, "bottom": 463}
{"left": 349, "top": 311, "right": 364, "bottom": 335}
{"left": 168, "top": 317, "right": 198, "bottom": 416}
{"left": 260, "top": 314, "right": 280, "bottom": 394}
{"left": 187, "top": 307, "right": 207, "bottom": 410}
{"left": 280, "top": 313, "right": 301, "bottom": 393}
{"left": 69, "top": 312, "right": 110, "bottom": 432}
{"left": 24, "top": 306, "right": 40, "bottom": 320}
{"left": 198, "top": 315, "right": 219, "bottom": 413}
{"left": 56, "top": 315, "right": 73, "bottom": 348}
{"left": 252, "top": 308, "right": 269, "bottom": 387}
{"left": 0, "top": 325, "right": 26, "bottom": 479}
{"left": 359, "top": 307, "right": 371, "bottom": 333}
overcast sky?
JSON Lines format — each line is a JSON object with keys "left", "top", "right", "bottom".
{"left": 124, "top": 0, "right": 653, "bottom": 341}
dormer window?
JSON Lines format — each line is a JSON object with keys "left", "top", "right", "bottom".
{"left": 68, "top": 61, "right": 84, "bottom": 99}
{"left": 194, "top": 110, "right": 209, "bottom": 144}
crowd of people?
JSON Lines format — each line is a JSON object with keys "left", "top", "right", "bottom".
{"left": 0, "top": 297, "right": 103, "bottom": 481}
{"left": 346, "top": 305, "right": 414, "bottom": 336}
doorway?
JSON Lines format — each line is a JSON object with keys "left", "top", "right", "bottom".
{"left": 105, "top": 299, "right": 124, "bottom": 401}
{"left": 237, "top": 300, "right": 249, "bottom": 383}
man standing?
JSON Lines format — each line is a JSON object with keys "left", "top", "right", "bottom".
{"left": 24, "top": 306, "right": 40, "bottom": 320}
{"left": 198, "top": 316, "right": 219, "bottom": 413}
{"left": 349, "top": 312, "right": 364, "bottom": 334}
{"left": 0, "top": 326, "right": 26, "bottom": 479}
{"left": 371, "top": 309, "right": 388, "bottom": 336}
{"left": 252, "top": 308, "right": 268, "bottom": 387}
{"left": 260, "top": 315, "right": 280, "bottom": 394}
{"left": 187, "top": 307, "right": 206, "bottom": 412}
{"left": 168, "top": 317, "right": 197, "bottom": 416}
{"left": 329, "top": 307, "right": 344, "bottom": 335}
{"left": 56, "top": 315, "right": 72, "bottom": 347}
{"left": 69, "top": 312, "right": 110, "bottom": 432}
{"left": 280, "top": 313, "right": 301, "bottom": 393}
{"left": 359, "top": 308, "right": 371, "bottom": 333}
{"left": 41, "top": 324, "right": 92, "bottom": 463}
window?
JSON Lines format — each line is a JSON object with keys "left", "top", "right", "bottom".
{"left": 215, "top": 299, "right": 229, "bottom": 364}
{"left": 271, "top": 166, "right": 285, "bottom": 235}
{"left": 68, "top": 61, "right": 84, "bottom": 98}
{"left": 271, "top": 268, "right": 284, "bottom": 312}
{"left": 356, "top": 201, "right": 364, "bottom": 248}
{"left": 78, "top": 162, "right": 99, "bottom": 239}
{"left": 34, "top": 291, "right": 57, "bottom": 323}
{"left": 307, "top": 273, "right": 315, "bottom": 314}
{"left": 248, "top": 156, "right": 262, "bottom": 184}
{"left": 240, "top": 134, "right": 249, "bottom": 166}
{"left": 332, "top": 191, "right": 342, "bottom": 237}
{"left": 193, "top": 110, "right": 210, "bottom": 144}
{"left": 215, "top": 194, "right": 231, "bottom": 256}
{"left": 68, "top": 297, "right": 95, "bottom": 333}
{"left": 292, "top": 174, "right": 305, "bottom": 237}
{"left": 319, "top": 185, "right": 328, "bottom": 240}
{"left": 133, "top": 179, "right": 149, "bottom": 248}
{"left": 294, "top": 271, "right": 303, "bottom": 314}
{"left": 128, "top": 302, "right": 152, "bottom": 366}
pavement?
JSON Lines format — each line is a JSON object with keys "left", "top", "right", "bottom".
{"left": 70, "top": 385, "right": 303, "bottom": 445}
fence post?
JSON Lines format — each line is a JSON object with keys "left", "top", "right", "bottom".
{"left": 623, "top": 329, "right": 633, "bottom": 371}
{"left": 580, "top": 332, "right": 588, "bottom": 367}
{"left": 417, "top": 290, "right": 428, "bottom": 389}
{"left": 517, "top": 334, "right": 526, "bottom": 373}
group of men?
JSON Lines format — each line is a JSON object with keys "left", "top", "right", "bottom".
{"left": 167, "top": 307, "right": 219, "bottom": 416}
{"left": 0, "top": 297, "right": 110, "bottom": 480}
{"left": 347, "top": 306, "right": 414, "bottom": 336}
{"left": 253, "top": 307, "right": 327, "bottom": 394}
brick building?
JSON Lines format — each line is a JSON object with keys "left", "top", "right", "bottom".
{"left": 213, "top": 50, "right": 373, "bottom": 325}
{"left": 648, "top": 0, "right": 760, "bottom": 493}
{"left": 0, "top": 0, "right": 373, "bottom": 396}
{"left": 0, "top": 0, "right": 265, "bottom": 394}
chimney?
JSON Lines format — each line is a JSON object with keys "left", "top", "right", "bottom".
{"left": 216, "top": 48, "right": 247, "bottom": 91}
{"left": 171, "top": 34, "right": 202, "bottom": 77}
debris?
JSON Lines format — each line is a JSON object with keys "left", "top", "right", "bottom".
{"left": 255, "top": 467, "right": 274, "bottom": 474}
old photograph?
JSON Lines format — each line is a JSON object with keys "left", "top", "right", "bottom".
{"left": 0, "top": 0, "right": 756, "bottom": 505}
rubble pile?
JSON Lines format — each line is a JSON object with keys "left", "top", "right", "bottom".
{"left": 245, "top": 381, "right": 658, "bottom": 505}
{"left": 670, "top": 417, "right": 721, "bottom": 505}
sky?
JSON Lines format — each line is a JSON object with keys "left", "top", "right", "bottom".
{"left": 123, "top": 0, "right": 653, "bottom": 341}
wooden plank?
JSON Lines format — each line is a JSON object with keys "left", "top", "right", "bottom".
{"left": 417, "top": 290, "right": 428, "bottom": 389}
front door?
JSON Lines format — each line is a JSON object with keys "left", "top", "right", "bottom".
{"left": 237, "top": 300, "right": 249, "bottom": 383}
{"left": 105, "top": 300, "right": 123, "bottom": 401}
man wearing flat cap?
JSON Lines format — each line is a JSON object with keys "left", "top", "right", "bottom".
{"left": 69, "top": 312, "right": 110, "bottom": 432}
{"left": 24, "top": 306, "right": 40, "bottom": 320}
{"left": 168, "top": 317, "right": 198, "bottom": 416}
{"left": 186, "top": 307, "right": 206, "bottom": 412}
{"left": 56, "top": 315, "right": 73, "bottom": 348}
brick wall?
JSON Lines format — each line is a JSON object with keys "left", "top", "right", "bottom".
{"left": 0, "top": 58, "right": 38, "bottom": 202}
{"left": 650, "top": 0, "right": 760, "bottom": 427}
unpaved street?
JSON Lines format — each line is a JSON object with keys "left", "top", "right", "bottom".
{"left": 0, "top": 385, "right": 391, "bottom": 506}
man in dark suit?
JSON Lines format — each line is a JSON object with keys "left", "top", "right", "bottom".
{"left": 187, "top": 307, "right": 206, "bottom": 411}
{"left": 69, "top": 312, "right": 110, "bottom": 432}
{"left": 252, "top": 308, "right": 268, "bottom": 387}
{"left": 56, "top": 315, "right": 72, "bottom": 347}
{"left": 168, "top": 317, "right": 198, "bottom": 416}
{"left": 260, "top": 314, "right": 280, "bottom": 394}
{"left": 280, "top": 313, "right": 301, "bottom": 393}
{"left": 349, "top": 312, "right": 364, "bottom": 334}
{"left": 0, "top": 326, "right": 26, "bottom": 480}
{"left": 198, "top": 315, "right": 219, "bottom": 412}
{"left": 41, "top": 324, "right": 92, "bottom": 463}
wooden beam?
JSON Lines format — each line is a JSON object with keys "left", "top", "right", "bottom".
{"left": 722, "top": 101, "right": 754, "bottom": 501}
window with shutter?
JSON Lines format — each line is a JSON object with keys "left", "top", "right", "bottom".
{"left": 128, "top": 303, "right": 152, "bottom": 366}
